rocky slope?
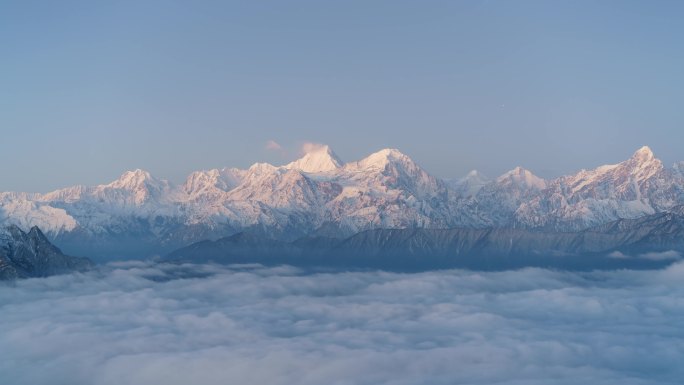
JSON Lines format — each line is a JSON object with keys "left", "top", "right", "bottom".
{"left": 167, "top": 209, "right": 684, "bottom": 271}
{"left": 0, "top": 225, "right": 92, "bottom": 280}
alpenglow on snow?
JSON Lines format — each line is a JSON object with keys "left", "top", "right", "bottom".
{"left": 1, "top": 145, "right": 683, "bottom": 259}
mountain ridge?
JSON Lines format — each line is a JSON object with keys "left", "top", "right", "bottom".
{"left": 1, "top": 145, "right": 683, "bottom": 260}
{"left": 166, "top": 208, "right": 684, "bottom": 271}
{"left": 0, "top": 225, "right": 92, "bottom": 279}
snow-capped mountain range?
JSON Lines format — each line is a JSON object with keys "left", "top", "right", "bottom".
{"left": 1, "top": 145, "right": 683, "bottom": 259}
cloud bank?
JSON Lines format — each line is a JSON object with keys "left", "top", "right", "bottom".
{"left": 301, "top": 142, "right": 327, "bottom": 154}
{"left": 639, "top": 250, "right": 682, "bottom": 261}
{"left": 1, "top": 262, "right": 684, "bottom": 385}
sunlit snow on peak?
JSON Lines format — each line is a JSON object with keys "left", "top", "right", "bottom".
{"left": 285, "top": 143, "right": 343, "bottom": 173}
{"left": 497, "top": 166, "right": 547, "bottom": 190}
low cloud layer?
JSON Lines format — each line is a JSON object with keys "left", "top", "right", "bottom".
{"left": 609, "top": 250, "right": 682, "bottom": 261}
{"left": 2, "top": 262, "right": 684, "bottom": 384}
{"left": 639, "top": 250, "right": 682, "bottom": 261}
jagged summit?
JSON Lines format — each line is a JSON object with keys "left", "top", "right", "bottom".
{"left": 460, "top": 170, "right": 489, "bottom": 185}
{"left": 183, "top": 168, "right": 244, "bottom": 195}
{"left": 0, "top": 224, "right": 92, "bottom": 280}
{"left": 248, "top": 162, "right": 278, "bottom": 174}
{"left": 89, "top": 169, "right": 173, "bottom": 207}
{"left": 108, "top": 169, "right": 161, "bottom": 190}
{"left": 285, "top": 144, "right": 343, "bottom": 173}
{"left": 562, "top": 146, "right": 662, "bottom": 186}
{"left": 497, "top": 167, "right": 546, "bottom": 190}
{"left": 353, "top": 148, "right": 412, "bottom": 170}
{"left": 632, "top": 145, "right": 655, "bottom": 161}
{"left": 513, "top": 145, "right": 673, "bottom": 230}
{"left": 450, "top": 170, "right": 490, "bottom": 197}
{"left": 625, "top": 145, "right": 662, "bottom": 179}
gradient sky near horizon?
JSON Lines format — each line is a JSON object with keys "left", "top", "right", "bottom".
{"left": 2, "top": 0, "right": 684, "bottom": 192}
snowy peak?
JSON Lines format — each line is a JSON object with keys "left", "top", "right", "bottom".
{"left": 562, "top": 146, "right": 663, "bottom": 191}
{"left": 461, "top": 170, "right": 489, "bottom": 185}
{"left": 285, "top": 144, "right": 343, "bottom": 173}
{"left": 353, "top": 148, "right": 412, "bottom": 171}
{"left": 465, "top": 169, "right": 485, "bottom": 179}
{"left": 512, "top": 146, "right": 674, "bottom": 230}
{"left": 183, "top": 168, "right": 244, "bottom": 195}
{"left": 451, "top": 170, "right": 490, "bottom": 197}
{"left": 624, "top": 146, "right": 663, "bottom": 179}
{"left": 346, "top": 148, "right": 445, "bottom": 201}
{"left": 351, "top": 148, "right": 429, "bottom": 183}
{"left": 247, "top": 162, "right": 278, "bottom": 176}
{"left": 101, "top": 169, "right": 171, "bottom": 206}
{"left": 184, "top": 169, "right": 221, "bottom": 195}
{"left": 107, "top": 169, "right": 161, "bottom": 190}
{"left": 631, "top": 146, "right": 655, "bottom": 162}
{"left": 565, "top": 146, "right": 664, "bottom": 189}
{"left": 497, "top": 167, "right": 546, "bottom": 190}
{"left": 610, "top": 146, "right": 661, "bottom": 178}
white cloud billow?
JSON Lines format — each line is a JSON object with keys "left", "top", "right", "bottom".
{"left": 301, "top": 141, "right": 327, "bottom": 154}
{"left": 639, "top": 250, "right": 682, "bottom": 261}
{"left": 265, "top": 140, "right": 283, "bottom": 151}
{"left": 1, "top": 262, "right": 684, "bottom": 384}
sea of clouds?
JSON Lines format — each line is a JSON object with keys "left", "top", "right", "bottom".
{"left": 2, "top": 261, "right": 684, "bottom": 385}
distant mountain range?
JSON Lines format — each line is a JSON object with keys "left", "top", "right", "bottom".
{"left": 0, "top": 225, "right": 91, "bottom": 280}
{"left": 166, "top": 208, "right": 684, "bottom": 271}
{"left": 1, "top": 145, "right": 684, "bottom": 260}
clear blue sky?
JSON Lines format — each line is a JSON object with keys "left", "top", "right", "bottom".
{"left": 2, "top": 0, "right": 683, "bottom": 192}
